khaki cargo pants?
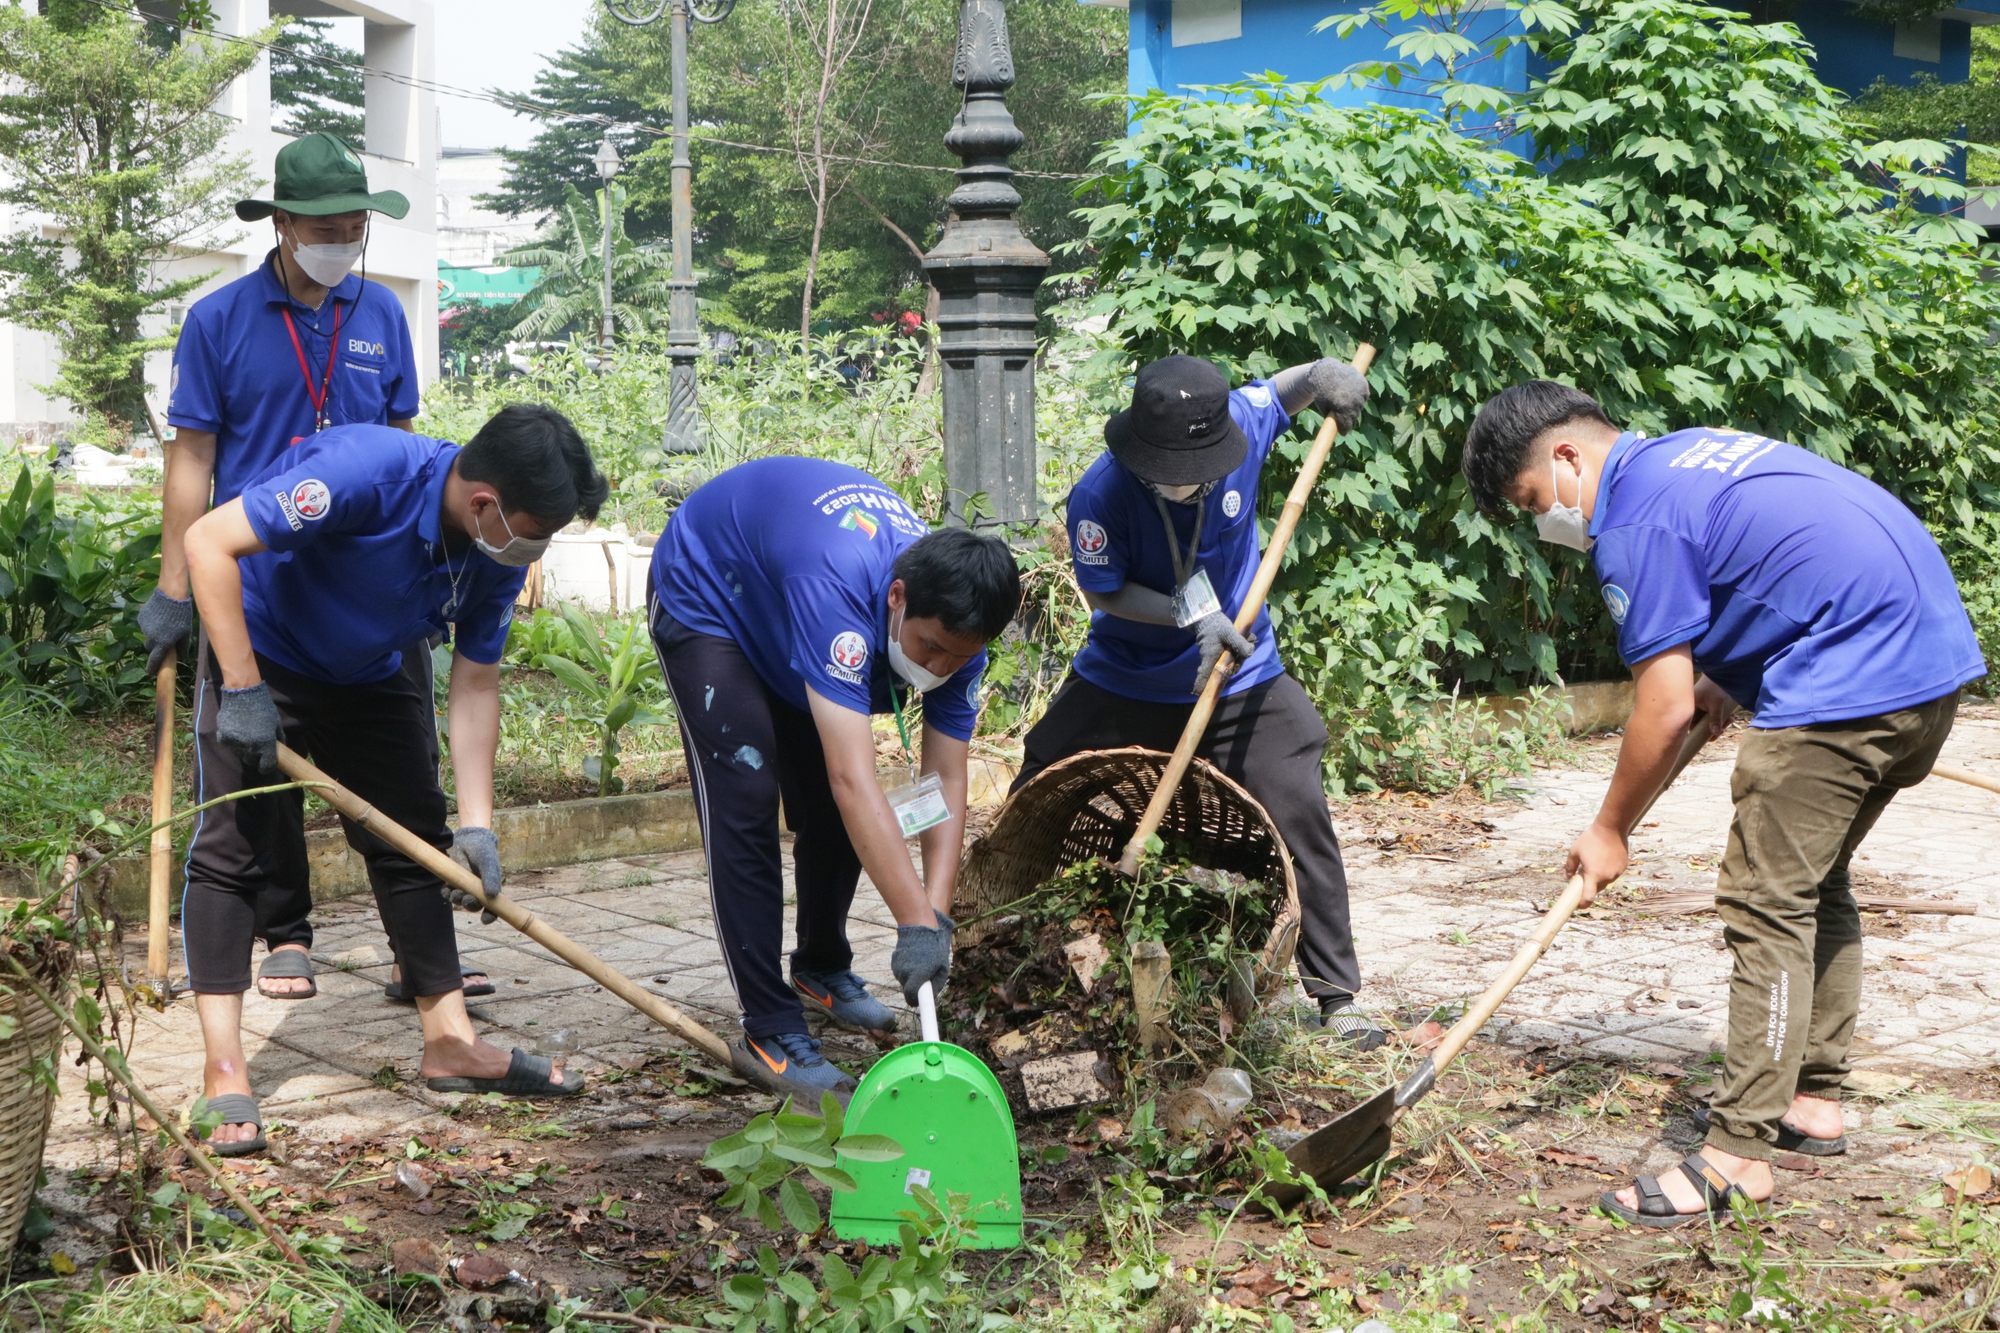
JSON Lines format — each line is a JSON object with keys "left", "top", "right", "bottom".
{"left": 1704, "top": 693, "right": 1959, "bottom": 1160}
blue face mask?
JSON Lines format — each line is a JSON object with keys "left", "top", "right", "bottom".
{"left": 1535, "top": 456, "right": 1592, "bottom": 552}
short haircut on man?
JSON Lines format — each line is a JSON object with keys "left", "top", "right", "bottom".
{"left": 458, "top": 403, "right": 609, "bottom": 528}
{"left": 1461, "top": 381, "right": 1616, "bottom": 516}
{"left": 893, "top": 528, "right": 1023, "bottom": 641}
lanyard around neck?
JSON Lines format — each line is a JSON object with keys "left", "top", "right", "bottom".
{"left": 282, "top": 300, "right": 344, "bottom": 433}
{"left": 1151, "top": 490, "right": 1207, "bottom": 591}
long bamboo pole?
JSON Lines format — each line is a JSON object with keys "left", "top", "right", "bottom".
{"left": 1933, "top": 762, "right": 2000, "bottom": 798}
{"left": 1116, "top": 343, "right": 1379, "bottom": 877}
{"left": 147, "top": 649, "right": 176, "bottom": 985}
{"left": 273, "top": 745, "right": 736, "bottom": 1068}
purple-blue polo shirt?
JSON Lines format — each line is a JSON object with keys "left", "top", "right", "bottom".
{"left": 235, "top": 426, "right": 523, "bottom": 686}
{"left": 650, "top": 458, "right": 985, "bottom": 742}
{"left": 1588, "top": 427, "right": 1986, "bottom": 727}
{"left": 167, "top": 249, "right": 420, "bottom": 506}
{"left": 1065, "top": 380, "right": 1291, "bottom": 703}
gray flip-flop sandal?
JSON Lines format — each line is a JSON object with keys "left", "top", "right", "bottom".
{"left": 384, "top": 967, "right": 496, "bottom": 1002}
{"left": 255, "top": 950, "right": 317, "bottom": 1000}
{"left": 204, "top": 1092, "right": 267, "bottom": 1157}
{"left": 425, "top": 1047, "right": 584, "bottom": 1098}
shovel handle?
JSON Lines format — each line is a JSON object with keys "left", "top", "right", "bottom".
{"left": 1115, "top": 343, "right": 1378, "bottom": 878}
{"left": 918, "top": 980, "right": 939, "bottom": 1044}
{"left": 1396, "top": 710, "right": 1714, "bottom": 1107}
{"left": 1933, "top": 762, "right": 2000, "bottom": 798}
{"left": 273, "top": 743, "right": 735, "bottom": 1068}
{"left": 147, "top": 648, "right": 177, "bottom": 985}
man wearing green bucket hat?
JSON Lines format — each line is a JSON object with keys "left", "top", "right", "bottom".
{"left": 141, "top": 133, "right": 489, "bottom": 1008}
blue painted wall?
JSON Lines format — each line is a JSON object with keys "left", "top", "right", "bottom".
{"left": 1121, "top": 0, "right": 2000, "bottom": 110}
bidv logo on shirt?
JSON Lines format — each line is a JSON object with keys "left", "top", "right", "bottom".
{"left": 1074, "top": 520, "right": 1109, "bottom": 565}
{"left": 346, "top": 338, "right": 386, "bottom": 357}
{"left": 826, "top": 630, "right": 869, "bottom": 685}
{"left": 274, "top": 478, "right": 332, "bottom": 531}
{"left": 1602, "top": 584, "right": 1631, "bottom": 625}
{"left": 1222, "top": 489, "right": 1242, "bottom": 518}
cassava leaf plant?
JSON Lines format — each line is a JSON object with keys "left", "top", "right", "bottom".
{"left": 1075, "top": 0, "right": 2000, "bottom": 790}
{"left": 700, "top": 1091, "right": 903, "bottom": 1235}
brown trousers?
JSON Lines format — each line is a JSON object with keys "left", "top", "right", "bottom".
{"left": 1704, "top": 693, "right": 1959, "bottom": 1160}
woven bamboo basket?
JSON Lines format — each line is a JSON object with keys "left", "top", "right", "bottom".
{"left": 0, "top": 931, "right": 72, "bottom": 1255}
{"left": 957, "top": 747, "right": 1302, "bottom": 983}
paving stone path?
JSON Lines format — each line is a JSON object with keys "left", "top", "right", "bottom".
{"left": 45, "top": 709, "right": 2000, "bottom": 1167}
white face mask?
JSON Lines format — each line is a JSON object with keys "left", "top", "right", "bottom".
{"left": 288, "top": 236, "right": 363, "bottom": 288}
{"left": 888, "top": 606, "right": 951, "bottom": 692}
{"left": 472, "top": 505, "right": 551, "bottom": 567}
{"left": 1535, "top": 455, "right": 1593, "bottom": 552}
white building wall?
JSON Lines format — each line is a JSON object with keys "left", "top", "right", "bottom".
{"left": 2, "top": 0, "right": 438, "bottom": 447}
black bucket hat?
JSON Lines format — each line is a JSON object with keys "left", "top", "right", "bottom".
{"left": 1104, "top": 355, "right": 1249, "bottom": 486}
{"left": 236, "top": 132, "right": 410, "bottom": 222}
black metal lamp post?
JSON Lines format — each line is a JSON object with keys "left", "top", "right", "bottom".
{"left": 603, "top": 0, "right": 736, "bottom": 454}
{"left": 593, "top": 137, "right": 622, "bottom": 358}
{"left": 923, "top": 0, "right": 1049, "bottom": 529}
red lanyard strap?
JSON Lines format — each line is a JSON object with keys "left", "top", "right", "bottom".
{"left": 282, "top": 301, "right": 344, "bottom": 430}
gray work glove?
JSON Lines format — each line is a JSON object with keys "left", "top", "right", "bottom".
{"left": 216, "top": 683, "right": 280, "bottom": 782}
{"left": 447, "top": 826, "right": 502, "bottom": 924}
{"left": 138, "top": 589, "right": 193, "bottom": 676}
{"left": 891, "top": 909, "right": 954, "bottom": 1007}
{"left": 1191, "top": 611, "right": 1255, "bottom": 695}
{"left": 1273, "top": 358, "right": 1371, "bottom": 433}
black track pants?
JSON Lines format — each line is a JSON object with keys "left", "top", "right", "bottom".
{"left": 181, "top": 652, "right": 461, "bottom": 997}
{"left": 1013, "top": 671, "right": 1360, "bottom": 1001}
{"left": 652, "top": 612, "right": 864, "bottom": 1039}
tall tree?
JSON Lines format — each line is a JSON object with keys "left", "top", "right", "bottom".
{"left": 0, "top": 2, "right": 261, "bottom": 436}
{"left": 268, "top": 18, "right": 365, "bottom": 141}
{"left": 486, "top": 1, "right": 1124, "bottom": 335}
{"left": 480, "top": 45, "right": 660, "bottom": 233}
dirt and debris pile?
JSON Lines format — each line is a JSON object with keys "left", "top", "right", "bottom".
{"left": 946, "top": 858, "right": 1290, "bottom": 1116}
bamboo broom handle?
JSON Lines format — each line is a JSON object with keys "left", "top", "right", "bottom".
{"left": 1116, "top": 343, "right": 1379, "bottom": 877}
{"left": 147, "top": 649, "right": 176, "bottom": 985}
{"left": 274, "top": 744, "right": 734, "bottom": 1067}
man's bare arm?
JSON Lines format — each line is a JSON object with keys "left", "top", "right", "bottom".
{"left": 158, "top": 429, "right": 217, "bottom": 600}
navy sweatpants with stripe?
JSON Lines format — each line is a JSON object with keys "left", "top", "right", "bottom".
{"left": 651, "top": 610, "right": 865, "bottom": 1039}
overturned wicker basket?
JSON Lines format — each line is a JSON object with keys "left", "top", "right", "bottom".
{"left": 957, "top": 747, "right": 1302, "bottom": 983}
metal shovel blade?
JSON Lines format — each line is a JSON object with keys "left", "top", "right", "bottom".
{"left": 1260, "top": 1084, "right": 1397, "bottom": 1210}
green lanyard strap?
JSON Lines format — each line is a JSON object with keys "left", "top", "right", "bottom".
{"left": 889, "top": 682, "right": 916, "bottom": 768}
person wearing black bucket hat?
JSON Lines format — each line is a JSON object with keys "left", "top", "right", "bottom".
{"left": 140, "top": 132, "right": 490, "bottom": 1012}
{"left": 1011, "top": 352, "right": 1389, "bottom": 1046}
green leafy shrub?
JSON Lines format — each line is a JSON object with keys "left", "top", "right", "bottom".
{"left": 701, "top": 1092, "right": 902, "bottom": 1234}
{"left": 1076, "top": 0, "right": 2000, "bottom": 786}
{"left": 513, "top": 606, "right": 672, "bottom": 796}
{"left": 0, "top": 463, "right": 159, "bottom": 710}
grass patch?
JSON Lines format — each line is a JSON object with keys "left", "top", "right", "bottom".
{"left": 4, "top": 1249, "right": 406, "bottom": 1332}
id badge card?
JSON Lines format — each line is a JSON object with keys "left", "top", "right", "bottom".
{"left": 1172, "top": 568, "right": 1223, "bottom": 628}
{"left": 886, "top": 771, "right": 951, "bottom": 839}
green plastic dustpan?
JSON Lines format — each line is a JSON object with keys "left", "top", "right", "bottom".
{"left": 830, "top": 982, "right": 1022, "bottom": 1248}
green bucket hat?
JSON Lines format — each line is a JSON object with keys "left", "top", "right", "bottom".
{"left": 236, "top": 132, "right": 410, "bottom": 222}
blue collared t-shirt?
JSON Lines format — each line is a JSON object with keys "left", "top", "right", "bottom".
{"left": 1066, "top": 381, "right": 1291, "bottom": 703}
{"left": 236, "top": 426, "right": 524, "bottom": 686}
{"left": 1588, "top": 428, "right": 1985, "bottom": 728}
{"left": 168, "top": 251, "right": 420, "bottom": 506}
{"left": 650, "top": 458, "right": 985, "bottom": 742}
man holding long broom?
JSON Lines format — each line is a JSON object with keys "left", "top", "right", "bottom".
{"left": 181, "top": 405, "right": 607, "bottom": 1153}
{"left": 1460, "top": 381, "right": 1985, "bottom": 1225}
{"left": 1011, "top": 354, "right": 1385, "bottom": 1046}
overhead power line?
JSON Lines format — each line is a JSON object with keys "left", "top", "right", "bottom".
{"left": 81, "top": 0, "right": 1095, "bottom": 181}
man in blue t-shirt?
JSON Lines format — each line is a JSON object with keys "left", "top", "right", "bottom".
{"left": 1012, "top": 354, "right": 1385, "bottom": 1046}
{"left": 179, "top": 406, "right": 608, "bottom": 1155}
{"left": 1461, "top": 380, "right": 1986, "bottom": 1227}
{"left": 134, "top": 132, "right": 446, "bottom": 1002}
{"left": 650, "top": 459, "right": 1022, "bottom": 1101}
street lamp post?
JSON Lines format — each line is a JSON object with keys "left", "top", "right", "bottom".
{"left": 593, "top": 137, "right": 622, "bottom": 360}
{"left": 923, "top": 0, "right": 1049, "bottom": 529}
{"left": 603, "top": 0, "right": 736, "bottom": 455}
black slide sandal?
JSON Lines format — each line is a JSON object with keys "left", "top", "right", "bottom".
{"left": 1692, "top": 1104, "right": 1847, "bottom": 1156}
{"left": 425, "top": 1048, "right": 584, "bottom": 1098}
{"left": 1600, "top": 1153, "right": 1753, "bottom": 1228}
{"left": 385, "top": 967, "right": 496, "bottom": 1002}
{"left": 255, "top": 949, "right": 317, "bottom": 1000}
{"left": 203, "top": 1092, "right": 267, "bottom": 1157}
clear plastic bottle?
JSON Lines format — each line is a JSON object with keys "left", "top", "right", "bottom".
{"left": 1163, "top": 1067, "right": 1255, "bottom": 1137}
